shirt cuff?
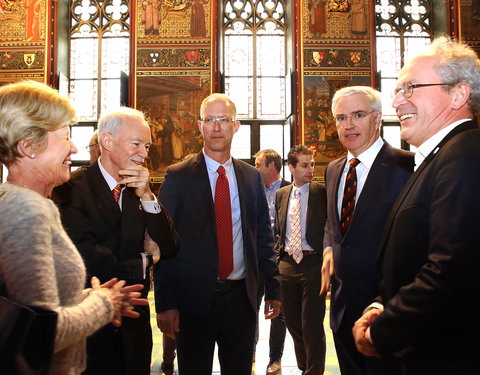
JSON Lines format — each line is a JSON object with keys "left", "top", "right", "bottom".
{"left": 141, "top": 198, "right": 162, "bottom": 214}
{"left": 323, "top": 246, "right": 333, "bottom": 255}
{"left": 363, "top": 302, "right": 384, "bottom": 315}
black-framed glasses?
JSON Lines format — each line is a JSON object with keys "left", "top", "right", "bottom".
{"left": 201, "top": 116, "right": 234, "bottom": 126}
{"left": 85, "top": 143, "right": 98, "bottom": 150}
{"left": 334, "top": 110, "right": 376, "bottom": 126}
{"left": 394, "top": 82, "right": 450, "bottom": 99}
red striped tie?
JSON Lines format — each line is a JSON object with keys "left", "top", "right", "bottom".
{"left": 112, "top": 184, "right": 123, "bottom": 203}
{"left": 340, "top": 158, "right": 360, "bottom": 234}
{"left": 215, "top": 166, "right": 233, "bottom": 279}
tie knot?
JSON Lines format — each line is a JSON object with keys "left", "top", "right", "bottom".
{"left": 350, "top": 158, "right": 360, "bottom": 168}
{"left": 293, "top": 189, "right": 300, "bottom": 198}
{"left": 217, "top": 166, "right": 226, "bottom": 176}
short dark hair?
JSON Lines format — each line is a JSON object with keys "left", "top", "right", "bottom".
{"left": 287, "top": 145, "right": 314, "bottom": 168}
{"left": 254, "top": 149, "right": 282, "bottom": 172}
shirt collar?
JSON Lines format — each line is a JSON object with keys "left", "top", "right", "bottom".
{"left": 292, "top": 182, "right": 310, "bottom": 196}
{"left": 346, "top": 137, "right": 384, "bottom": 169}
{"left": 203, "top": 149, "right": 233, "bottom": 174}
{"left": 98, "top": 159, "right": 120, "bottom": 191}
{"left": 415, "top": 119, "right": 470, "bottom": 170}
{"left": 266, "top": 177, "right": 282, "bottom": 192}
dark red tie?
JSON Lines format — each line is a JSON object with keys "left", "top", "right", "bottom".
{"left": 215, "top": 166, "right": 233, "bottom": 279}
{"left": 341, "top": 158, "right": 360, "bottom": 234}
{"left": 112, "top": 184, "right": 123, "bottom": 203}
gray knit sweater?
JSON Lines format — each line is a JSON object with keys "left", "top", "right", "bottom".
{"left": 0, "top": 183, "right": 114, "bottom": 375}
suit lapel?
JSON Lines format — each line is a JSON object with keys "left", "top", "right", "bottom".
{"left": 381, "top": 121, "right": 477, "bottom": 243}
{"left": 306, "top": 182, "right": 316, "bottom": 234}
{"left": 87, "top": 163, "right": 122, "bottom": 231}
{"left": 352, "top": 143, "right": 390, "bottom": 223}
{"left": 196, "top": 153, "right": 217, "bottom": 235}
{"left": 233, "top": 159, "right": 247, "bottom": 245}
{"left": 330, "top": 157, "right": 346, "bottom": 231}
{"left": 278, "top": 185, "right": 293, "bottom": 244}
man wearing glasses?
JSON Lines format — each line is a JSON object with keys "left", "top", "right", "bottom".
{"left": 321, "top": 86, "right": 414, "bottom": 374}
{"left": 155, "top": 93, "right": 282, "bottom": 375}
{"left": 353, "top": 37, "right": 480, "bottom": 373}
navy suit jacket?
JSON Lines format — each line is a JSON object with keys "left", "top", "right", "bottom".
{"left": 274, "top": 182, "right": 327, "bottom": 257}
{"left": 324, "top": 142, "right": 414, "bottom": 331}
{"left": 371, "top": 122, "right": 480, "bottom": 373}
{"left": 155, "top": 152, "right": 281, "bottom": 315}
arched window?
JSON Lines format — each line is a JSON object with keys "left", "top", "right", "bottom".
{"left": 222, "top": 0, "right": 291, "bottom": 172}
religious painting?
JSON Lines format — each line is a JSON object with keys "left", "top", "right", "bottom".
{"left": 136, "top": 0, "right": 210, "bottom": 42}
{"left": 0, "top": 0, "right": 45, "bottom": 42}
{"left": 0, "top": 0, "right": 47, "bottom": 82}
{"left": 136, "top": 73, "right": 210, "bottom": 181}
{"left": 304, "top": 73, "right": 371, "bottom": 179}
{"left": 303, "top": 0, "right": 369, "bottom": 42}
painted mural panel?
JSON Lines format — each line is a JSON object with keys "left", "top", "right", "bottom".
{"left": 303, "top": 0, "right": 370, "bottom": 43}
{"left": 136, "top": 72, "right": 210, "bottom": 181}
{"left": 0, "top": 0, "right": 47, "bottom": 81}
{"left": 136, "top": 0, "right": 210, "bottom": 41}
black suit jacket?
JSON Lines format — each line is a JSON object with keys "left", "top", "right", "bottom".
{"left": 274, "top": 182, "right": 327, "bottom": 257}
{"left": 52, "top": 162, "right": 177, "bottom": 286}
{"left": 324, "top": 142, "right": 414, "bottom": 331}
{"left": 154, "top": 152, "right": 281, "bottom": 315}
{"left": 371, "top": 122, "right": 480, "bottom": 374}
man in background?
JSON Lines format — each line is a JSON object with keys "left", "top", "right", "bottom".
{"left": 274, "top": 145, "right": 327, "bottom": 375}
{"left": 87, "top": 129, "right": 101, "bottom": 164}
{"left": 254, "top": 149, "right": 289, "bottom": 375}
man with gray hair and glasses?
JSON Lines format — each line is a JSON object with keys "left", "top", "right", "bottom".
{"left": 321, "top": 85, "right": 414, "bottom": 374}
{"left": 353, "top": 37, "right": 480, "bottom": 374}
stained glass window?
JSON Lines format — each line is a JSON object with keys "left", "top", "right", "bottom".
{"left": 375, "top": 0, "right": 433, "bottom": 151}
{"left": 375, "top": 0, "right": 433, "bottom": 120}
{"left": 223, "top": 0, "right": 290, "bottom": 173}
{"left": 224, "top": 0, "right": 286, "bottom": 120}
{"left": 70, "top": 0, "right": 130, "bottom": 122}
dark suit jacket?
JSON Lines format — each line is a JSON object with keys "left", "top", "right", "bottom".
{"left": 324, "top": 142, "right": 414, "bottom": 331}
{"left": 52, "top": 162, "right": 178, "bottom": 286}
{"left": 154, "top": 152, "right": 281, "bottom": 315}
{"left": 52, "top": 162, "right": 177, "bottom": 374}
{"left": 371, "top": 122, "right": 480, "bottom": 374}
{"left": 274, "top": 182, "right": 327, "bottom": 257}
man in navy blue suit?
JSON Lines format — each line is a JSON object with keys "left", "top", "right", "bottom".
{"left": 155, "top": 93, "right": 282, "bottom": 375}
{"left": 321, "top": 86, "right": 413, "bottom": 374}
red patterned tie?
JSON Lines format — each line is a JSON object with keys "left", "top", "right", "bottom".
{"left": 112, "top": 184, "right": 123, "bottom": 203}
{"left": 215, "top": 166, "right": 233, "bottom": 279}
{"left": 340, "top": 158, "right": 360, "bottom": 234}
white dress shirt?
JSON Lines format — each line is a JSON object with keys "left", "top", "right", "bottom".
{"left": 336, "top": 137, "right": 384, "bottom": 217}
{"left": 414, "top": 119, "right": 470, "bottom": 171}
{"left": 285, "top": 183, "right": 314, "bottom": 253}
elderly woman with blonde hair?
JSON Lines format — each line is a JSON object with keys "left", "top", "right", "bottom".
{"left": 0, "top": 81, "right": 146, "bottom": 375}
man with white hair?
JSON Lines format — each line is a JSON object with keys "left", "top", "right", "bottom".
{"left": 53, "top": 107, "right": 177, "bottom": 375}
